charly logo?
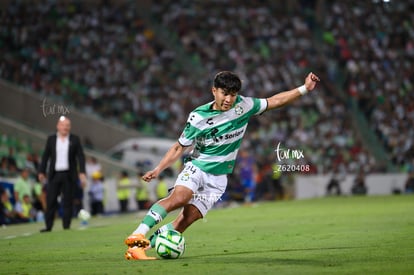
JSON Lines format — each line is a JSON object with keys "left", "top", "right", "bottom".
{"left": 41, "top": 98, "right": 70, "bottom": 117}
{"left": 234, "top": 104, "right": 244, "bottom": 115}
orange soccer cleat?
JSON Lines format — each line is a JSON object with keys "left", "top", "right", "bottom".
{"left": 125, "top": 246, "right": 156, "bottom": 260}
{"left": 124, "top": 233, "right": 150, "bottom": 248}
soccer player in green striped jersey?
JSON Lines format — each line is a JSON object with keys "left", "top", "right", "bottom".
{"left": 124, "top": 71, "right": 320, "bottom": 260}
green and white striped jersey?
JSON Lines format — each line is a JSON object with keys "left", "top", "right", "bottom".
{"left": 178, "top": 95, "right": 267, "bottom": 175}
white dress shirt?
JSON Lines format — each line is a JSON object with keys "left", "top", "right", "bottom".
{"left": 55, "top": 134, "right": 69, "bottom": 171}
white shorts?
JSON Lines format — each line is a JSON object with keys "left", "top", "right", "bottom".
{"left": 175, "top": 162, "right": 227, "bottom": 217}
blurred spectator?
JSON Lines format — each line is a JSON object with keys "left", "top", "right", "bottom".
{"left": 14, "top": 194, "right": 35, "bottom": 223}
{"left": 253, "top": 159, "right": 274, "bottom": 200}
{"left": 88, "top": 171, "right": 105, "bottom": 216}
{"left": 236, "top": 148, "right": 257, "bottom": 203}
{"left": 156, "top": 174, "right": 168, "bottom": 200}
{"left": 13, "top": 168, "right": 32, "bottom": 204}
{"left": 25, "top": 153, "right": 40, "bottom": 174}
{"left": 326, "top": 168, "right": 344, "bottom": 196}
{"left": 85, "top": 157, "right": 102, "bottom": 180}
{"left": 117, "top": 170, "right": 131, "bottom": 213}
{"left": 0, "top": 187, "right": 15, "bottom": 225}
{"left": 351, "top": 170, "right": 368, "bottom": 195}
{"left": 6, "top": 148, "right": 18, "bottom": 175}
{"left": 270, "top": 164, "right": 285, "bottom": 200}
{"left": 0, "top": 187, "right": 8, "bottom": 225}
{"left": 0, "top": 149, "right": 18, "bottom": 177}
{"left": 404, "top": 171, "right": 414, "bottom": 194}
{"left": 136, "top": 172, "right": 151, "bottom": 210}
{"left": 225, "top": 173, "right": 245, "bottom": 203}
{"left": 0, "top": 157, "right": 9, "bottom": 177}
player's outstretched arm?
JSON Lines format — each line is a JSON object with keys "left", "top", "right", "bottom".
{"left": 142, "top": 142, "right": 187, "bottom": 182}
{"left": 266, "top": 72, "right": 320, "bottom": 110}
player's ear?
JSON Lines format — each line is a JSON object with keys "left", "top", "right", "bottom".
{"left": 211, "top": 87, "right": 216, "bottom": 95}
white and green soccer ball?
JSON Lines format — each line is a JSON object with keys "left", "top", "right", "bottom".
{"left": 78, "top": 209, "right": 91, "bottom": 221}
{"left": 155, "top": 230, "right": 186, "bottom": 259}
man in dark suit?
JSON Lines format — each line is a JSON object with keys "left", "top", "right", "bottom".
{"left": 38, "top": 116, "right": 87, "bottom": 232}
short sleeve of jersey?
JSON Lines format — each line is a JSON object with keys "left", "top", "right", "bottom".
{"left": 178, "top": 112, "right": 202, "bottom": 147}
{"left": 253, "top": 97, "right": 268, "bottom": 115}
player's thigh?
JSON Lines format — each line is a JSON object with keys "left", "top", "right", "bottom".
{"left": 175, "top": 162, "right": 203, "bottom": 193}
{"left": 189, "top": 173, "right": 227, "bottom": 217}
{"left": 167, "top": 185, "right": 194, "bottom": 204}
{"left": 159, "top": 185, "right": 194, "bottom": 211}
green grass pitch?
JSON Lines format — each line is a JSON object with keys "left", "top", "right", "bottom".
{"left": 1, "top": 195, "right": 413, "bottom": 275}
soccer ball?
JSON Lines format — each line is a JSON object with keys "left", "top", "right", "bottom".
{"left": 78, "top": 209, "right": 91, "bottom": 221}
{"left": 155, "top": 230, "right": 186, "bottom": 259}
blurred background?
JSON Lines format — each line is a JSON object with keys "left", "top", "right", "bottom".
{"left": 0, "top": 0, "right": 413, "bottom": 222}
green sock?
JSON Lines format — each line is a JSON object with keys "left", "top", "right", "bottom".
{"left": 133, "top": 204, "right": 168, "bottom": 235}
{"left": 142, "top": 203, "right": 168, "bottom": 227}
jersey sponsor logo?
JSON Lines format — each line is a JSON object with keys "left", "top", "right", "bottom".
{"left": 211, "top": 128, "right": 219, "bottom": 142}
{"left": 224, "top": 129, "right": 244, "bottom": 140}
{"left": 209, "top": 128, "right": 244, "bottom": 143}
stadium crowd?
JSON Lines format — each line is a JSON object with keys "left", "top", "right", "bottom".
{"left": 321, "top": 1, "right": 414, "bottom": 171}
{"left": 0, "top": 134, "right": 44, "bottom": 225}
{"left": 0, "top": 1, "right": 413, "bottom": 204}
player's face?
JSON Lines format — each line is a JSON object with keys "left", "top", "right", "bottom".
{"left": 211, "top": 87, "right": 238, "bottom": 111}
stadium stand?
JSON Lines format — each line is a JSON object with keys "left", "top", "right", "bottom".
{"left": 0, "top": 1, "right": 412, "bottom": 195}
{"left": 321, "top": 1, "right": 414, "bottom": 171}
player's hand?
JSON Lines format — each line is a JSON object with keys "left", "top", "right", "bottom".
{"left": 304, "top": 72, "right": 320, "bottom": 91}
{"left": 142, "top": 169, "right": 159, "bottom": 182}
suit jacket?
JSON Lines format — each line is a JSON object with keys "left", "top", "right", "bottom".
{"left": 39, "top": 134, "right": 86, "bottom": 183}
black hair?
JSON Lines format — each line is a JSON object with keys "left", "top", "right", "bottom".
{"left": 213, "top": 71, "right": 242, "bottom": 93}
